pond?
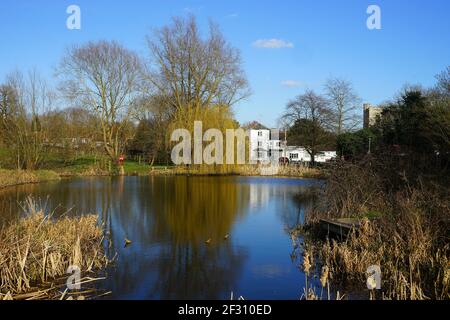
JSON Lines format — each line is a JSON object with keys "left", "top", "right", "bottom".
{"left": 0, "top": 176, "right": 324, "bottom": 300}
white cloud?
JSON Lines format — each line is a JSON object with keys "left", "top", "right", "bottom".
{"left": 281, "top": 80, "right": 302, "bottom": 88}
{"left": 226, "top": 13, "right": 239, "bottom": 18}
{"left": 252, "top": 39, "right": 294, "bottom": 49}
{"left": 183, "top": 6, "right": 203, "bottom": 13}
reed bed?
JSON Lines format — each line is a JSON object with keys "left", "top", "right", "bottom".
{"left": 292, "top": 158, "right": 450, "bottom": 300}
{"left": 57, "top": 166, "right": 110, "bottom": 177}
{"left": 0, "top": 169, "right": 60, "bottom": 189}
{"left": 151, "top": 164, "right": 324, "bottom": 178}
{"left": 271, "top": 165, "right": 324, "bottom": 179}
{"left": 0, "top": 197, "right": 109, "bottom": 300}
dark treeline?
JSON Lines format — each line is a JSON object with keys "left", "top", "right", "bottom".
{"left": 337, "top": 67, "right": 450, "bottom": 181}
{"left": 280, "top": 69, "right": 450, "bottom": 173}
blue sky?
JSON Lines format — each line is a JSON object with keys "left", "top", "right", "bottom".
{"left": 0, "top": 0, "right": 449, "bottom": 127}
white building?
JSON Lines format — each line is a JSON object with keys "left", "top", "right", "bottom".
{"left": 285, "top": 146, "right": 311, "bottom": 162}
{"left": 248, "top": 129, "right": 336, "bottom": 164}
{"left": 249, "top": 129, "right": 284, "bottom": 163}
{"left": 314, "top": 151, "right": 337, "bottom": 163}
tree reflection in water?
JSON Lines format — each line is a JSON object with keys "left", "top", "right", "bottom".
{"left": 0, "top": 176, "right": 321, "bottom": 299}
{"left": 103, "top": 176, "right": 249, "bottom": 299}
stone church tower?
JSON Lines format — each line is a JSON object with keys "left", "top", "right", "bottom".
{"left": 363, "top": 103, "right": 383, "bottom": 129}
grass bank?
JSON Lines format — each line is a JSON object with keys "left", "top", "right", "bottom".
{"left": 0, "top": 169, "right": 60, "bottom": 189}
{"left": 150, "top": 164, "right": 327, "bottom": 179}
{"left": 53, "top": 156, "right": 326, "bottom": 179}
{"left": 0, "top": 198, "right": 110, "bottom": 300}
{"left": 4, "top": 153, "right": 327, "bottom": 179}
{"left": 1, "top": 157, "right": 326, "bottom": 186}
{"left": 47, "top": 156, "right": 157, "bottom": 177}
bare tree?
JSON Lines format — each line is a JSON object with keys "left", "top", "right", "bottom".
{"left": 324, "top": 77, "right": 361, "bottom": 134}
{"left": 435, "top": 66, "right": 450, "bottom": 96}
{"left": 43, "top": 107, "right": 102, "bottom": 160}
{"left": 58, "top": 40, "right": 144, "bottom": 169}
{"left": 282, "top": 90, "right": 332, "bottom": 126}
{"left": 281, "top": 90, "right": 334, "bottom": 164}
{"left": 145, "top": 15, "right": 250, "bottom": 112}
{"left": 0, "top": 70, "right": 51, "bottom": 169}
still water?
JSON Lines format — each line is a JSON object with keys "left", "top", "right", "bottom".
{"left": 0, "top": 176, "right": 323, "bottom": 299}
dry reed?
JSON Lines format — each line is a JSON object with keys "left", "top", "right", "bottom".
{"left": 293, "top": 158, "right": 450, "bottom": 300}
{"left": 0, "top": 169, "right": 60, "bottom": 189}
{"left": 0, "top": 197, "right": 109, "bottom": 300}
{"left": 151, "top": 163, "right": 324, "bottom": 178}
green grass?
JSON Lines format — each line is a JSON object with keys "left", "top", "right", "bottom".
{"left": 123, "top": 161, "right": 152, "bottom": 175}
{"left": 0, "top": 148, "right": 171, "bottom": 177}
{"left": 0, "top": 147, "right": 12, "bottom": 169}
{"left": 48, "top": 156, "right": 108, "bottom": 175}
{"left": 0, "top": 147, "right": 9, "bottom": 158}
{"left": 362, "top": 210, "right": 383, "bottom": 219}
{"left": 51, "top": 155, "right": 159, "bottom": 176}
{"left": 33, "top": 170, "right": 61, "bottom": 181}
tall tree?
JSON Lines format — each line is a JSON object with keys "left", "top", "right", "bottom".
{"left": 378, "top": 89, "right": 449, "bottom": 158}
{"left": 58, "top": 40, "right": 144, "bottom": 169}
{"left": 428, "top": 67, "right": 450, "bottom": 157}
{"left": 130, "top": 95, "right": 172, "bottom": 165}
{"left": 324, "top": 77, "right": 361, "bottom": 134}
{"left": 145, "top": 15, "right": 250, "bottom": 112}
{"left": 282, "top": 90, "right": 334, "bottom": 164}
{"left": 0, "top": 70, "right": 51, "bottom": 169}
{"left": 435, "top": 66, "right": 450, "bottom": 96}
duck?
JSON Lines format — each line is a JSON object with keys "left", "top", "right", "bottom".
{"left": 124, "top": 238, "right": 132, "bottom": 246}
{"left": 205, "top": 238, "right": 212, "bottom": 245}
{"left": 224, "top": 234, "right": 229, "bottom": 240}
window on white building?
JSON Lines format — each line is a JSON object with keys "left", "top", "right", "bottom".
{"left": 258, "top": 131, "right": 262, "bottom": 136}
{"left": 289, "top": 153, "right": 299, "bottom": 159}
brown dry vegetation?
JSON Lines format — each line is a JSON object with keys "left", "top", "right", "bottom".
{"left": 57, "top": 166, "right": 110, "bottom": 177}
{"left": 0, "top": 169, "right": 60, "bottom": 189}
{"left": 293, "top": 156, "right": 450, "bottom": 300}
{"left": 0, "top": 197, "right": 110, "bottom": 300}
{"left": 150, "top": 164, "right": 325, "bottom": 179}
